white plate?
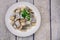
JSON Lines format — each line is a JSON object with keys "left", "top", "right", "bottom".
{"left": 5, "top": 2, "right": 41, "bottom": 37}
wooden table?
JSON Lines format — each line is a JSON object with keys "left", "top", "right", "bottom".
{"left": 0, "top": 0, "right": 59, "bottom": 40}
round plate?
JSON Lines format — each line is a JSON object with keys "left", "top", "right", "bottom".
{"left": 5, "top": 2, "right": 41, "bottom": 37}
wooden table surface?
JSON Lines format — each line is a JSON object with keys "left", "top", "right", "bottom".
{"left": 0, "top": 0, "right": 60, "bottom": 40}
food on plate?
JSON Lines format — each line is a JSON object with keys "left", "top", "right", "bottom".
{"left": 10, "top": 6, "right": 36, "bottom": 31}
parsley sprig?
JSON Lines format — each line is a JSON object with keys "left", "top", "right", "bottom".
{"left": 21, "top": 9, "right": 30, "bottom": 21}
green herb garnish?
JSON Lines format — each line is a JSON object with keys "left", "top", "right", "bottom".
{"left": 21, "top": 9, "right": 30, "bottom": 21}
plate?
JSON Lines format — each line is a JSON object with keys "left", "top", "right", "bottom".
{"left": 5, "top": 2, "right": 41, "bottom": 37}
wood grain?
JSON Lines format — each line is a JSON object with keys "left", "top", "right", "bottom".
{"left": 0, "top": 0, "right": 16, "bottom": 40}
{"left": 51, "top": 0, "right": 60, "bottom": 40}
{"left": 34, "top": 0, "right": 50, "bottom": 40}
{"left": 17, "top": 0, "right": 34, "bottom": 40}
